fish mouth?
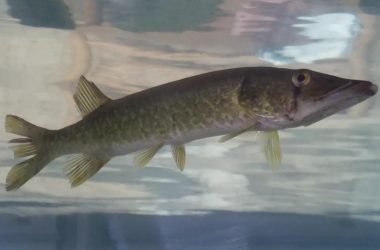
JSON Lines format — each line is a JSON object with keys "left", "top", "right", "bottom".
{"left": 297, "top": 80, "right": 377, "bottom": 126}
{"left": 350, "top": 80, "right": 378, "bottom": 96}
{"left": 317, "top": 80, "right": 377, "bottom": 100}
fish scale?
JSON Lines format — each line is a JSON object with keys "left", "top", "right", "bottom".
{"left": 4, "top": 67, "right": 377, "bottom": 190}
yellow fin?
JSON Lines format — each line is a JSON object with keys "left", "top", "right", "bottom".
{"left": 6, "top": 154, "right": 53, "bottom": 191}
{"left": 5, "top": 115, "right": 46, "bottom": 137}
{"left": 5, "top": 114, "right": 53, "bottom": 191}
{"left": 257, "top": 131, "right": 282, "bottom": 168}
{"left": 10, "top": 143, "right": 38, "bottom": 158}
{"left": 134, "top": 144, "right": 164, "bottom": 168}
{"left": 219, "top": 128, "right": 257, "bottom": 142}
{"left": 171, "top": 145, "right": 186, "bottom": 171}
{"left": 74, "top": 76, "right": 111, "bottom": 117}
{"left": 64, "top": 154, "right": 110, "bottom": 187}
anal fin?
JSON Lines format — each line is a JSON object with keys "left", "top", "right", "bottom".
{"left": 74, "top": 76, "right": 111, "bottom": 117}
{"left": 134, "top": 144, "right": 164, "bottom": 168}
{"left": 171, "top": 145, "right": 186, "bottom": 171}
{"left": 64, "top": 153, "right": 110, "bottom": 187}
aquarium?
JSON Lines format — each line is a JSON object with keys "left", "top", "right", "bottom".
{"left": 0, "top": 0, "right": 379, "bottom": 249}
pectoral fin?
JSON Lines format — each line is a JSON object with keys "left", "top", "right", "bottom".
{"left": 171, "top": 145, "right": 186, "bottom": 171}
{"left": 219, "top": 126, "right": 257, "bottom": 142}
{"left": 257, "top": 131, "right": 282, "bottom": 167}
{"left": 219, "top": 130, "right": 246, "bottom": 142}
{"left": 64, "top": 153, "right": 110, "bottom": 187}
{"left": 134, "top": 144, "right": 164, "bottom": 168}
{"left": 74, "top": 76, "right": 111, "bottom": 117}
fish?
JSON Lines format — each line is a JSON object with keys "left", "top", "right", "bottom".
{"left": 4, "top": 67, "right": 377, "bottom": 190}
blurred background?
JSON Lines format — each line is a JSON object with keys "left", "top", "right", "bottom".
{"left": 0, "top": 0, "right": 380, "bottom": 249}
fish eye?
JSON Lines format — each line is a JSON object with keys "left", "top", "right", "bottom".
{"left": 292, "top": 71, "right": 310, "bottom": 87}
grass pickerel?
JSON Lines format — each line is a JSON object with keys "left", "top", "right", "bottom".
{"left": 5, "top": 67, "right": 377, "bottom": 190}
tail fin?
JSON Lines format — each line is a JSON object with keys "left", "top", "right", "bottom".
{"left": 5, "top": 115, "right": 55, "bottom": 191}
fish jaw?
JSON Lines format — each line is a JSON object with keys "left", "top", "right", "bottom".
{"left": 291, "top": 79, "right": 377, "bottom": 127}
{"left": 238, "top": 68, "right": 377, "bottom": 130}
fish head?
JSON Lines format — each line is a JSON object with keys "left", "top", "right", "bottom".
{"left": 239, "top": 67, "right": 377, "bottom": 129}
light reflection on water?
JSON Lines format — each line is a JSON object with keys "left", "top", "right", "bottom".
{"left": 0, "top": 0, "right": 380, "bottom": 249}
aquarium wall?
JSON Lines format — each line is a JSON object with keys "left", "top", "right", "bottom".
{"left": 0, "top": 0, "right": 379, "bottom": 249}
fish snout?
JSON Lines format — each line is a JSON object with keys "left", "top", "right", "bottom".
{"left": 369, "top": 83, "right": 378, "bottom": 95}
{"left": 353, "top": 80, "right": 378, "bottom": 96}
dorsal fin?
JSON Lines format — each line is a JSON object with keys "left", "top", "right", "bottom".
{"left": 74, "top": 76, "right": 111, "bottom": 117}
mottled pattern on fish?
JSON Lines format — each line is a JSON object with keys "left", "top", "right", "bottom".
{"left": 4, "top": 67, "right": 377, "bottom": 190}
{"left": 53, "top": 68, "right": 254, "bottom": 156}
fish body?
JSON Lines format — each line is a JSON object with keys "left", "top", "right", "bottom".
{"left": 54, "top": 68, "right": 252, "bottom": 156}
{"left": 5, "top": 67, "right": 377, "bottom": 190}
